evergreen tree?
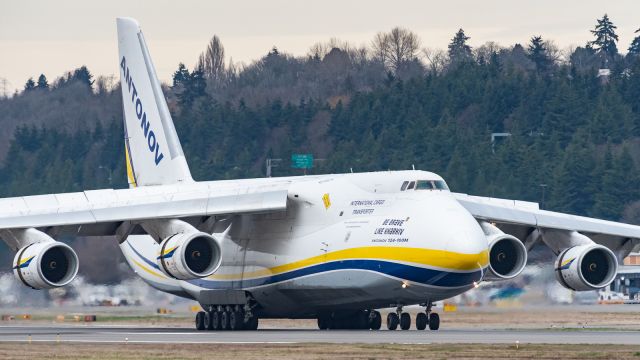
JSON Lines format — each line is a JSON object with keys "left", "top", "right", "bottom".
{"left": 36, "top": 74, "right": 48, "bottom": 89}
{"left": 589, "top": 14, "right": 619, "bottom": 59}
{"left": 24, "top": 78, "right": 36, "bottom": 91}
{"left": 527, "top": 36, "right": 552, "bottom": 72}
{"left": 448, "top": 29, "right": 473, "bottom": 64}
{"left": 71, "top": 66, "right": 94, "bottom": 89}
{"left": 629, "top": 28, "right": 640, "bottom": 56}
{"left": 592, "top": 147, "right": 638, "bottom": 220}
{"left": 172, "top": 63, "right": 190, "bottom": 87}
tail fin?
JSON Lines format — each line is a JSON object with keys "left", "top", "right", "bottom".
{"left": 116, "top": 17, "right": 193, "bottom": 187}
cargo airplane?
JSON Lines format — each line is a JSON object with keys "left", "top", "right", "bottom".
{"left": 3, "top": 18, "right": 640, "bottom": 331}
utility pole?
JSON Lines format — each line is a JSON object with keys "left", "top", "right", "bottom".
{"left": 265, "top": 158, "right": 282, "bottom": 178}
{"left": 539, "top": 183, "right": 547, "bottom": 210}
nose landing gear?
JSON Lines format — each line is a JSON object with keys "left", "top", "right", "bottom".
{"left": 385, "top": 302, "right": 440, "bottom": 331}
{"left": 387, "top": 306, "right": 412, "bottom": 330}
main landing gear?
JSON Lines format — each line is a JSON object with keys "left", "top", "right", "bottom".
{"left": 317, "top": 310, "right": 382, "bottom": 330}
{"left": 316, "top": 305, "right": 440, "bottom": 331}
{"left": 195, "top": 305, "right": 259, "bottom": 331}
{"left": 386, "top": 303, "right": 440, "bottom": 331}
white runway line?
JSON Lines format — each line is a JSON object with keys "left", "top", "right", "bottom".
{"left": 0, "top": 339, "right": 298, "bottom": 344}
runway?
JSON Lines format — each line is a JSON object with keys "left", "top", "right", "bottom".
{"left": 1, "top": 325, "right": 640, "bottom": 345}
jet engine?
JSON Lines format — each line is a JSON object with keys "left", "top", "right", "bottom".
{"left": 480, "top": 222, "right": 528, "bottom": 281}
{"left": 13, "top": 241, "right": 79, "bottom": 289}
{"left": 554, "top": 244, "right": 618, "bottom": 291}
{"left": 157, "top": 231, "right": 222, "bottom": 280}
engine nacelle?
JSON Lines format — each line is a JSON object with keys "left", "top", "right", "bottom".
{"left": 13, "top": 241, "right": 79, "bottom": 289}
{"left": 480, "top": 222, "right": 528, "bottom": 281}
{"left": 555, "top": 244, "right": 618, "bottom": 291}
{"left": 485, "top": 235, "right": 528, "bottom": 280}
{"left": 157, "top": 232, "right": 222, "bottom": 280}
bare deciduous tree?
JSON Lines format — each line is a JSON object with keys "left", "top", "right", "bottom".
{"left": 197, "top": 35, "right": 226, "bottom": 87}
{"left": 372, "top": 27, "right": 421, "bottom": 73}
{"left": 308, "top": 38, "right": 352, "bottom": 59}
{"left": 422, "top": 47, "right": 448, "bottom": 74}
{"left": 474, "top": 41, "right": 502, "bottom": 63}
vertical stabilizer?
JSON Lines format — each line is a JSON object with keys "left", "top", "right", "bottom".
{"left": 116, "top": 17, "right": 193, "bottom": 187}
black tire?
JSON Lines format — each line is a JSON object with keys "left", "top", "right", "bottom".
{"left": 230, "top": 311, "right": 244, "bottom": 330}
{"left": 205, "top": 311, "right": 214, "bottom": 330}
{"left": 195, "top": 311, "right": 206, "bottom": 331}
{"left": 370, "top": 311, "right": 382, "bottom": 330}
{"left": 428, "top": 313, "right": 440, "bottom": 331}
{"left": 356, "top": 311, "right": 369, "bottom": 329}
{"left": 400, "top": 312, "right": 411, "bottom": 330}
{"left": 317, "top": 316, "right": 329, "bottom": 330}
{"left": 416, "top": 313, "right": 427, "bottom": 330}
{"left": 247, "top": 315, "right": 259, "bottom": 330}
{"left": 212, "top": 311, "right": 221, "bottom": 330}
{"left": 387, "top": 312, "right": 399, "bottom": 330}
{"left": 220, "top": 311, "right": 230, "bottom": 330}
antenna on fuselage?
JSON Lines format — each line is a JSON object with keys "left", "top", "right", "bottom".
{"left": 350, "top": 168, "right": 353, "bottom": 173}
{"left": 412, "top": 164, "right": 415, "bottom": 170}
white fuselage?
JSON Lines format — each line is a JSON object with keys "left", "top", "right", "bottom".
{"left": 121, "top": 170, "right": 489, "bottom": 318}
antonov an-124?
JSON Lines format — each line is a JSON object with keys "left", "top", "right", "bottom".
{"left": 3, "top": 18, "right": 640, "bottom": 331}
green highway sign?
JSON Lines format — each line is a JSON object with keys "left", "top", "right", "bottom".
{"left": 291, "top": 154, "right": 313, "bottom": 169}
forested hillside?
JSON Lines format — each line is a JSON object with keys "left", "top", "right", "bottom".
{"left": 1, "top": 14, "right": 640, "bottom": 225}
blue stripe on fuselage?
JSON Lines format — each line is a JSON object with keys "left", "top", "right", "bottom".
{"left": 126, "top": 241, "right": 484, "bottom": 289}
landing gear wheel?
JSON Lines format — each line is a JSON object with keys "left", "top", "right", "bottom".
{"left": 318, "top": 315, "right": 330, "bottom": 330}
{"left": 400, "top": 312, "right": 411, "bottom": 330}
{"left": 356, "top": 311, "right": 369, "bottom": 329}
{"left": 220, "top": 311, "right": 230, "bottom": 330}
{"left": 230, "top": 311, "right": 244, "bottom": 330}
{"left": 369, "top": 311, "right": 382, "bottom": 330}
{"left": 212, "top": 311, "right": 221, "bottom": 330}
{"left": 195, "top": 311, "right": 206, "bottom": 331}
{"left": 416, "top": 313, "right": 427, "bottom": 330}
{"left": 246, "top": 315, "right": 259, "bottom": 330}
{"left": 387, "top": 312, "right": 399, "bottom": 330}
{"left": 205, "top": 311, "right": 214, "bottom": 330}
{"left": 428, "top": 313, "right": 440, "bottom": 331}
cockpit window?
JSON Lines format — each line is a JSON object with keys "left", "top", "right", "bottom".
{"left": 400, "top": 181, "right": 409, "bottom": 191}
{"left": 434, "top": 180, "right": 449, "bottom": 190}
{"left": 413, "top": 179, "right": 450, "bottom": 191}
{"left": 407, "top": 181, "right": 415, "bottom": 190}
{"left": 415, "top": 180, "right": 434, "bottom": 190}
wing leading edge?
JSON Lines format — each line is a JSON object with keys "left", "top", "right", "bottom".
{"left": 453, "top": 192, "right": 640, "bottom": 257}
{"left": 0, "top": 183, "right": 288, "bottom": 237}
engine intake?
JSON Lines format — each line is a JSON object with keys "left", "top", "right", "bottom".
{"left": 13, "top": 241, "right": 79, "bottom": 289}
{"left": 486, "top": 235, "right": 528, "bottom": 280}
{"left": 157, "top": 232, "right": 222, "bottom": 280}
{"left": 479, "top": 221, "right": 527, "bottom": 281}
{"left": 555, "top": 244, "right": 617, "bottom": 291}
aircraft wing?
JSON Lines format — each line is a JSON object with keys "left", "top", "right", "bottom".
{"left": 453, "top": 193, "right": 640, "bottom": 256}
{"left": 0, "top": 183, "right": 288, "bottom": 243}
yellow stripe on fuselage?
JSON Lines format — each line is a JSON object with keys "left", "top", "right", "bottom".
{"left": 208, "top": 246, "right": 489, "bottom": 281}
{"left": 132, "top": 258, "right": 166, "bottom": 279}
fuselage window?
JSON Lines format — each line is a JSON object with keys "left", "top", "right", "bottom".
{"left": 415, "top": 180, "right": 434, "bottom": 190}
{"left": 407, "top": 181, "right": 415, "bottom": 190}
{"left": 434, "top": 180, "right": 449, "bottom": 190}
{"left": 400, "top": 181, "right": 409, "bottom": 191}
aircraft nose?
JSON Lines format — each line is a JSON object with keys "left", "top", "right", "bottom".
{"left": 443, "top": 204, "right": 489, "bottom": 275}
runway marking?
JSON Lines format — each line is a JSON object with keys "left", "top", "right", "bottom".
{"left": 0, "top": 339, "right": 297, "bottom": 344}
